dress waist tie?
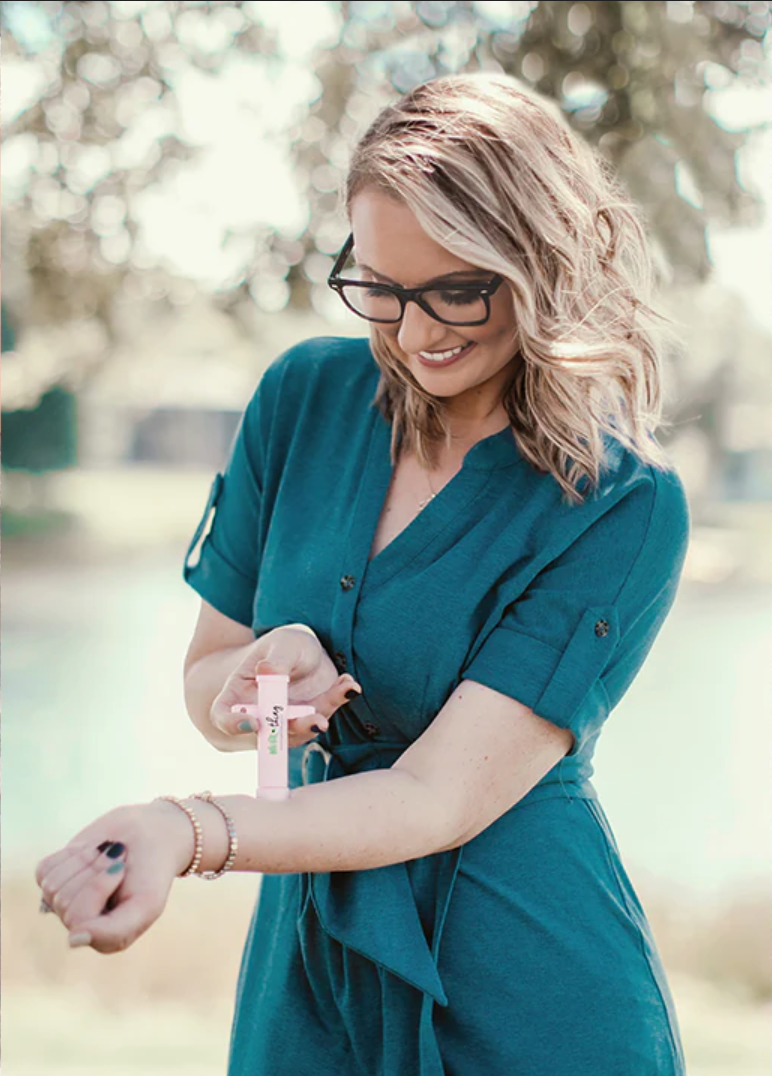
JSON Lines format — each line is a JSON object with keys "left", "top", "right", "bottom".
{"left": 297, "top": 740, "right": 464, "bottom": 1076}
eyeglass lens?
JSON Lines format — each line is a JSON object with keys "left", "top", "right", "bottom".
{"left": 340, "top": 283, "right": 488, "bottom": 324}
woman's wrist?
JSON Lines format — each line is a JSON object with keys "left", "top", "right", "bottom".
{"left": 152, "top": 798, "right": 200, "bottom": 876}
{"left": 153, "top": 795, "right": 240, "bottom": 877}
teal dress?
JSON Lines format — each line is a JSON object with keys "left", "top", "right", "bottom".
{"left": 184, "top": 337, "right": 689, "bottom": 1075}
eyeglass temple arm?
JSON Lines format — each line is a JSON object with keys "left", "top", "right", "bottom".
{"left": 329, "top": 234, "right": 355, "bottom": 280}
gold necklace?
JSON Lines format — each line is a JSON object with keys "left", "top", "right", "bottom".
{"left": 417, "top": 469, "right": 437, "bottom": 511}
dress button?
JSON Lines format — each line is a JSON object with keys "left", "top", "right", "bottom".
{"left": 594, "top": 619, "right": 610, "bottom": 638}
{"left": 340, "top": 575, "right": 356, "bottom": 591}
{"left": 334, "top": 651, "right": 347, "bottom": 671}
{"left": 363, "top": 722, "right": 381, "bottom": 739}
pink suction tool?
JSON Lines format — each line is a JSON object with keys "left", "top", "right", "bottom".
{"left": 231, "top": 674, "right": 316, "bottom": 800}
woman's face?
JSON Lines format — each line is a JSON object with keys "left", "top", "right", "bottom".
{"left": 349, "top": 187, "right": 519, "bottom": 427}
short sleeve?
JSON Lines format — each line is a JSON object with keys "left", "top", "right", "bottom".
{"left": 461, "top": 466, "right": 690, "bottom": 756}
{"left": 183, "top": 359, "right": 281, "bottom": 626}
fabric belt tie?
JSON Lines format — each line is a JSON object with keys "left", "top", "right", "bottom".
{"left": 295, "top": 739, "right": 464, "bottom": 1075}
{"left": 292, "top": 740, "right": 596, "bottom": 1075}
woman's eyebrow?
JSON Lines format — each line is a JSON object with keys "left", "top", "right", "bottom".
{"left": 358, "top": 262, "right": 488, "bottom": 286}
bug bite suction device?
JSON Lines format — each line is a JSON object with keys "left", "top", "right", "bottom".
{"left": 232, "top": 674, "right": 315, "bottom": 800}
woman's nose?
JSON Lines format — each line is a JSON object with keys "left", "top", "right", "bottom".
{"left": 396, "top": 300, "right": 447, "bottom": 355}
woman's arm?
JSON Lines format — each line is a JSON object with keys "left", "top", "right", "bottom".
{"left": 36, "top": 675, "right": 570, "bottom": 953}
{"left": 184, "top": 645, "right": 261, "bottom": 753}
{"left": 167, "top": 676, "right": 572, "bottom": 875}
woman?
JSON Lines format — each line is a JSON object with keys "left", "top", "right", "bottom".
{"left": 36, "top": 72, "right": 689, "bottom": 1075}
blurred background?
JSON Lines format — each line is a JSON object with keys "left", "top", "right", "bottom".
{"left": 2, "top": 2, "right": 770, "bottom": 1073}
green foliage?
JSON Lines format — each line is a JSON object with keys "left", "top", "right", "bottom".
{"left": 1, "top": 0, "right": 769, "bottom": 403}
{"left": 2, "top": 386, "right": 78, "bottom": 472}
{"left": 295, "top": 0, "right": 770, "bottom": 287}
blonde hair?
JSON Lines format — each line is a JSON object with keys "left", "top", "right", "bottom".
{"left": 345, "top": 71, "right": 674, "bottom": 502}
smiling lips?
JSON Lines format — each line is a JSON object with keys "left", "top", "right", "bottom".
{"left": 416, "top": 342, "right": 476, "bottom": 366}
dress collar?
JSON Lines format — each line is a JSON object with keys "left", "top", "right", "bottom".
{"left": 461, "top": 424, "right": 523, "bottom": 472}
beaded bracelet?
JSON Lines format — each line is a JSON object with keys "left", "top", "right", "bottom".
{"left": 191, "top": 791, "right": 238, "bottom": 880}
{"left": 157, "top": 795, "right": 203, "bottom": 877}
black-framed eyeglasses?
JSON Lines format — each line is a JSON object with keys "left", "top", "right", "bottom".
{"left": 327, "top": 234, "right": 505, "bottom": 326}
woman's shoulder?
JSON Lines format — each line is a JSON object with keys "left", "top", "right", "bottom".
{"left": 260, "top": 335, "right": 377, "bottom": 399}
{"left": 521, "top": 435, "right": 690, "bottom": 576}
{"left": 585, "top": 437, "right": 690, "bottom": 572}
{"left": 598, "top": 436, "right": 689, "bottom": 521}
{"left": 240, "top": 335, "right": 380, "bottom": 461}
{"left": 529, "top": 433, "right": 689, "bottom": 534}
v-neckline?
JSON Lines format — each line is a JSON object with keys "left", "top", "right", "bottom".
{"left": 365, "top": 448, "right": 457, "bottom": 568}
{"left": 350, "top": 409, "right": 522, "bottom": 591}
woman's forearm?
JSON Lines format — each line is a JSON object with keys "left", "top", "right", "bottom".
{"left": 184, "top": 642, "right": 259, "bottom": 752}
{"left": 159, "top": 768, "right": 460, "bottom": 876}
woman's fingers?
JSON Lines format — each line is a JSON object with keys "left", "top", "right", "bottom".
{"left": 58, "top": 847, "right": 128, "bottom": 931}
{"left": 260, "top": 629, "right": 319, "bottom": 680}
{"left": 35, "top": 841, "right": 93, "bottom": 889}
{"left": 228, "top": 662, "right": 362, "bottom": 745}
{"left": 39, "top": 842, "right": 128, "bottom": 929}
{"left": 288, "top": 672, "right": 363, "bottom": 745}
{"left": 38, "top": 842, "right": 110, "bottom": 905}
{"left": 211, "top": 630, "right": 363, "bottom": 742}
{"left": 35, "top": 802, "right": 181, "bottom": 955}
{"left": 67, "top": 887, "right": 166, "bottom": 954}
{"left": 308, "top": 673, "right": 362, "bottom": 728}
{"left": 256, "top": 631, "right": 345, "bottom": 702}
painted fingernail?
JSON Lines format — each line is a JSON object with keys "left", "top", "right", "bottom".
{"left": 311, "top": 724, "right": 322, "bottom": 734}
{"left": 345, "top": 688, "right": 361, "bottom": 700}
{"left": 106, "top": 861, "right": 125, "bottom": 875}
{"left": 97, "top": 841, "right": 112, "bottom": 853}
{"left": 39, "top": 899, "right": 53, "bottom": 914}
{"left": 105, "top": 843, "right": 125, "bottom": 859}
{"left": 68, "top": 932, "right": 92, "bottom": 949}
{"left": 238, "top": 720, "right": 254, "bottom": 732}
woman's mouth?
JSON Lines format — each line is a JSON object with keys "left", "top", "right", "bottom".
{"left": 416, "top": 341, "right": 476, "bottom": 368}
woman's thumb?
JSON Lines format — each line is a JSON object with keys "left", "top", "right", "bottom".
{"left": 255, "top": 657, "right": 289, "bottom": 676}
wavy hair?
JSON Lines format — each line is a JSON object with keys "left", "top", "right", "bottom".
{"left": 344, "top": 71, "right": 674, "bottom": 502}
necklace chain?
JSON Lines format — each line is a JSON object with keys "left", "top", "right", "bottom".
{"left": 417, "top": 469, "right": 437, "bottom": 511}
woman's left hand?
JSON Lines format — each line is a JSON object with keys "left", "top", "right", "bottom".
{"left": 35, "top": 800, "right": 191, "bottom": 954}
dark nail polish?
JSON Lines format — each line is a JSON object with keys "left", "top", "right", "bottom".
{"left": 345, "top": 688, "right": 360, "bottom": 701}
{"left": 105, "top": 842, "right": 126, "bottom": 859}
{"left": 311, "top": 725, "right": 322, "bottom": 734}
{"left": 97, "top": 841, "right": 112, "bottom": 853}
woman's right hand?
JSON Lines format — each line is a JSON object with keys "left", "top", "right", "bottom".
{"left": 210, "top": 626, "right": 361, "bottom": 748}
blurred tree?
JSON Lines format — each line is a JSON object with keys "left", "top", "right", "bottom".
{"left": 2, "top": 0, "right": 278, "bottom": 342}
{"left": 2, "top": 301, "right": 17, "bottom": 352}
{"left": 2, "top": 0, "right": 770, "bottom": 410}
{"left": 2, "top": 300, "right": 78, "bottom": 471}
{"left": 295, "top": 0, "right": 770, "bottom": 305}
